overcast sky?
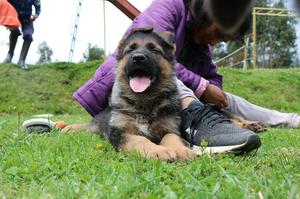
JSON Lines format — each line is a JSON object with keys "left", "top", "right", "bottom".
{"left": 0, "top": 0, "right": 152, "bottom": 63}
{"left": 0, "top": 0, "right": 299, "bottom": 64}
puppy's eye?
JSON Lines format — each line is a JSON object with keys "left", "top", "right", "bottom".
{"left": 126, "top": 43, "right": 137, "bottom": 53}
{"left": 147, "top": 43, "right": 160, "bottom": 53}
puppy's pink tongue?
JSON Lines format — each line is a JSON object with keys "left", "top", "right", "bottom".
{"left": 129, "top": 76, "right": 151, "bottom": 93}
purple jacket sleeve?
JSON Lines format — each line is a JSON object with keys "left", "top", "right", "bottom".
{"left": 73, "top": 0, "right": 183, "bottom": 117}
{"left": 205, "top": 46, "right": 223, "bottom": 88}
{"left": 206, "top": 65, "right": 223, "bottom": 89}
{"left": 205, "top": 50, "right": 223, "bottom": 89}
{"left": 176, "top": 44, "right": 223, "bottom": 97}
{"left": 73, "top": 54, "right": 117, "bottom": 116}
{"left": 175, "top": 62, "right": 209, "bottom": 97}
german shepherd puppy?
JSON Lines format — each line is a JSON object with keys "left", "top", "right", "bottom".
{"left": 66, "top": 28, "right": 197, "bottom": 162}
{"left": 64, "top": 29, "right": 266, "bottom": 159}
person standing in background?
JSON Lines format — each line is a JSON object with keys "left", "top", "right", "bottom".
{"left": 3, "top": 0, "right": 40, "bottom": 70}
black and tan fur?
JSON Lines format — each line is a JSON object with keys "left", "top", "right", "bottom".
{"left": 220, "top": 110, "right": 268, "bottom": 133}
{"left": 66, "top": 28, "right": 196, "bottom": 161}
{"left": 64, "top": 29, "right": 267, "bottom": 160}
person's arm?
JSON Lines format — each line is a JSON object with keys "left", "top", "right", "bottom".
{"left": 73, "top": 0, "right": 183, "bottom": 116}
{"left": 205, "top": 46, "right": 223, "bottom": 88}
{"left": 176, "top": 43, "right": 223, "bottom": 92}
{"left": 73, "top": 54, "right": 117, "bottom": 117}
{"left": 176, "top": 44, "right": 227, "bottom": 108}
{"left": 33, "top": 0, "right": 40, "bottom": 15}
{"left": 200, "top": 62, "right": 228, "bottom": 108}
{"left": 175, "top": 62, "right": 210, "bottom": 97}
{"left": 176, "top": 61, "right": 227, "bottom": 108}
{"left": 31, "top": 0, "right": 40, "bottom": 20}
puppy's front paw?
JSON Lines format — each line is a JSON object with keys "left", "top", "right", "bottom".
{"left": 62, "top": 125, "right": 76, "bottom": 133}
{"left": 174, "top": 147, "right": 197, "bottom": 160}
{"left": 146, "top": 146, "right": 177, "bottom": 162}
{"left": 62, "top": 124, "right": 87, "bottom": 133}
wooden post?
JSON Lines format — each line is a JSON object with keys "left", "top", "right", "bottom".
{"left": 252, "top": 8, "right": 257, "bottom": 69}
{"left": 243, "top": 35, "right": 248, "bottom": 70}
{"left": 106, "top": 0, "right": 140, "bottom": 20}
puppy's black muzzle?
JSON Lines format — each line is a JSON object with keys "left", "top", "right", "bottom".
{"left": 126, "top": 51, "right": 159, "bottom": 80}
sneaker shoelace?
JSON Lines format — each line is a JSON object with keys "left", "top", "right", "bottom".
{"left": 189, "top": 104, "right": 231, "bottom": 147}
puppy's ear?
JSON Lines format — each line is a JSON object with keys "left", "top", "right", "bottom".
{"left": 157, "top": 31, "right": 176, "bottom": 54}
{"left": 156, "top": 31, "right": 174, "bottom": 46}
{"left": 117, "top": 37, "right": 126, "bottom": 53}
{"left": 205, "top": 0, "right": 253, "bottom": 35}
{"left": 116, "top": 36, "right": 128, "bottom": 60}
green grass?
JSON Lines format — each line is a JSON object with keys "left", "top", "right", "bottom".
{"left": 0, "top": 63, "right": 300, "bottom": 198}
{"left": 0, "top": 61, "right": 102, "bottom": 116}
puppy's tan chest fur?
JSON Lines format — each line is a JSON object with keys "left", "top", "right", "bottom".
{"left": 111, "top": 104, "right": 177, "bottom": 143}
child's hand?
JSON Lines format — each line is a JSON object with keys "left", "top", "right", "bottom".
{"left": 31, "top": 14, "right": 39, "bottom": 21}
{"left": 200, "top": 84, "right": 228, "bottom": 108}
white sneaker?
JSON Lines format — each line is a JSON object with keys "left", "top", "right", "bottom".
{"left": 288, "top": 114, "right": 300, "bottom": 128}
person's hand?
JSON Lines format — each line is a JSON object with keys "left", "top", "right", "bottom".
{"left": 200, "top": 84, "right": 228, "bottom": 108}
{"left": 31, "top": 14, "right": 38, "bottom": 21}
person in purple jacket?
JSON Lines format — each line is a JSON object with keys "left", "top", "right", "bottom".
{"left": 72, "top": 0, "right": 299, "bottom": 154}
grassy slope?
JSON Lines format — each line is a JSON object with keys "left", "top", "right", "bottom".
{"left": 0, "top": 61, "right": 102, "bottom": 116}
{"left": 0, "top": 63, "right": 299, "bottom": 198}
{"left": 220, "top": 68, "right": 300, "bottom": 113}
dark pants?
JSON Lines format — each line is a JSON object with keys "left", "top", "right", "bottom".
{"left": 10, "top": 15, "right": 34, "bottom": 42}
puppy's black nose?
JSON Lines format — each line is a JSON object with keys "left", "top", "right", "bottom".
{"left": 132, "top": 53, "right": 146, "bottom": 62}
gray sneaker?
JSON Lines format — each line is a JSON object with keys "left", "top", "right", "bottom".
{"left": 181, "top": 101, "right": 261, "bottom": 155}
